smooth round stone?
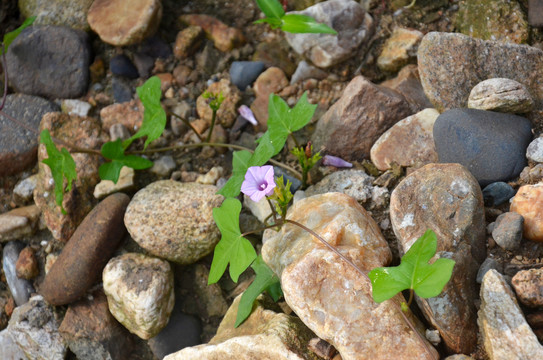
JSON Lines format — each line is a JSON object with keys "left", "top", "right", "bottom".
{"left": 229, "top": 61, "right": 265, "bottom": 90}
{"left": 433, "top": 108, "right": 532, "bottom": 186}
{"left": 110, "top": 55, "right": 139, "bottom": 79}
{"left": 112, "top": 77, "right": 133, "bottom": 103}
{"left": 2, "top": 241, "right": 35, "bottom": 306}
{"left": 482, "top": 182, "right": 516, "bottom": 207}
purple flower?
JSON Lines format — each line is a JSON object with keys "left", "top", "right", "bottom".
{"left": 322, "top": 155, "right": 353, "bottom": 168}
{"left": 241, "top": 166, "right": 276, "bottom": 202}
{"left": 238, "top": 105, "right": 258, "bottom": 126}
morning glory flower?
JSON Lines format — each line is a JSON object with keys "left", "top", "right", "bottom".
{"left": 238, "top": 105, "right": 258, "bottom": 125}
{"left": 241, "top": 165, "right": 276, "bottom": 202}
{"left": 322, "top": 155, "right": 352, "bottom": 168}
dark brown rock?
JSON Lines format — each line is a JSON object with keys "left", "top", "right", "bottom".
{"left": 15, "top": 247, "right": 39, "bottom": 280}
{"left": 380, "top": 64, "right": 433, "bottom": 112}
{"left": 39, "top": 193, "right": 130, "bottom": 306}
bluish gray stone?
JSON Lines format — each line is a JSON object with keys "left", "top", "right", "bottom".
{"left": 482, "top": 182, "right": 516, "bottom": 206}
{"left": 476, "top": 257, "right": 502, "bottom": 284}
{"left": 112, "top": 77, "right": 133, "bottom": 103}
{"left": 229, "top": 61, "right": 265, "bottom": 90}
{"left": 492, "top": 212, "right": 524, "bottom": 251}
{"left": 273, "top": 166, "right": 302, "bottom": 193}
{"left": 110, "top": 54, "right": 139, "bottom": 79}
{"left": 2, "top": 241, "right": 35, "bottom": 306}
{"left": 433, "top": 108, "right": 532, "bottom": 186}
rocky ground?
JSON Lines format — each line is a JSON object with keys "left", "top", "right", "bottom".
{"left": 1, "top": 0, "right": 543, "bottom": 359}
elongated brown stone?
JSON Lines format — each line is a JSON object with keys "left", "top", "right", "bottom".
{"left": 39, "top": 193, "right": 130, "bottom": 305}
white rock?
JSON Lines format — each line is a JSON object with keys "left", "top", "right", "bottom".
{"left": 61, "top": 99, "right": 92, "bottom": 116}
{"left": 527, "top": 136, "right": 543, "bottom": 163}
{"left": 13, "top": 175, "right": 38, "bottom": 202}
{"left": 468, "top": 78, "right": 534, "bottom": 113}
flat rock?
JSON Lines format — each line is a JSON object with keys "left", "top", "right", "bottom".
{"left": 39, "top": 193, "right": 129, "bottom": 306}
{"left": 3, "top": 241, "right": 35, "bottom": 306}
{"left": 468, "top": 78, "right": 534, "bottom": 113}
{"left": 0, "top": 205, "right": 41, "bottom": 242}
{"left": 88, "top": 0, "right": 162, "bottom": 46}
{"left": 0, "top": 94, "right": 58, "bottom": 176}
{"left": 6, "top": 25, "right": 90, "bottom": 99}
{"left": 180, "top": 14, "right": 246, "bottom": 52}
{"left": 285, "top": 0, "right": 373, "bottom": 68}
{"left": 390, "top": 163, "right": 486, "bottom": 354}
{"left": 512, "top": 268, "right": 543, "bottom": 307}
{"left": 0, "top": 329, "right": 27, "bottom": 360}
{"left": 433, "top": 108, "right": 532, "bottom": 186}
{"left": 479, "top": 270, "right": 543, "bottom": 360}
{"left": 124, "top": 180, "right": 223, "bottom": 264}
{"left": 103, "top": 253, "right": 175, "bottom": 340}
{"left": 370, "top": 108, "right": 439, "bottom": 171}
{"left": 377, "top": 27, "right": 423, "bottom": 73}
{"left": 312, "top": 76, "right": 412, "bottom": 162}
{"left": 510, "top": 183, "right": 543, "bottom": 242}
{"left": 19, "top": 0, "right": 93, "bottom": 30}
{"left": 93, "top": 166, "right": 135, "bottom": 199}
{"left": 196, "top": 79, "right": 241, "bottom": 128}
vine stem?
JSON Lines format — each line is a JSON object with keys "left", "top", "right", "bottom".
{"left": 205, "top": 109, "right": 217, "bottom": 143}
{"left": 168, "top": 112, "right": 204, "bottom": 142}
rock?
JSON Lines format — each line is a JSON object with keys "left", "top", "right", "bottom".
{"left": 109, "top": 123, "right": 132, "bottom": 141}
{"left": 133, "top": 52, "right": 155, "bottom": 79}
{"left": 0, "top": 205, "right": 41, "bottom": 242}
{"left": 380, "top": 65, "right": 433, "bottom": 112}
{"left": 35, "top": 112, "right": 107, "bottom": 242}
{"left": 100, "top": 99, "right": 144, "bottom": 134}
{"left": 150, "top": 155, "right": 177, "bottom": 177}
{"left": 229, "top": 61, "right": 265, "bottom": 90}
{"left": 243, "top": 195, "right": 272, "bottom": 224}
{"left": 377, "top": 27, "right": 423, "bottom": 73}
{"left": 174, "top": 26, "right": 204, "bottom": 59}
{"left": 103, "top": 253, "right": 175, "bottom": 340}
{"left": 0, "top": 329, "right": 28, "bottom": 360}
{"left": 88, "top": 0, "right": 162, "bottom": 46}
{"left": 262, "top": 193, "right": 438, "bottom": 360}
{"left": 3, "top": 241, "right": 35, "bottom": 306}
{"left": 417, "top": 32, "right": 543, "bottom": 124}
{"left": 19, "top": 0, "right": 93, "bottom": 30}
{"left": 476, "top": 257, "right": 502, "bottom": 284}
{"left": 93, "top": 166, "right": 135, "bottom": 199}
{"left": 124, "top": 180, "right": 224, "bottom": 264}
{"left": 196, "top": 42, "right": 223, "bottom": 75}
{"left": 468, "top": 78, "right": 534, "bottom": 113}
{"left": 196, "top": 166, "right": 224, "bottom": 185}
{"left": 252, "top": 39, "right": 297, "bottom": 77}
{"left": 61, "top": 99, "right": 92, "bottom": 117}
{"left": 196, "top": 79, "right": 241, "bottom": 128}
{"left": 6, "top": 25, "right": 90, "bottom": 99}
{"left": 180, "top": 14, "right": 246, "bottom": 52}
{"left": 59, "top": 290, "right": 135, "bottom": 359}
{"left": 482, "top": 182, "right": 516, "bottom": 206}
{"left": 39, "top": 193, "right": 129, "bottom": 306}
{"left": 510, "top": 183, "right": 543, "bottom": 242}
{"left": 312, "top": 76, "right": 412, "bottom": 162}
{"left": 530, "top": 0, "right": 543, "bottom": 27}
{"left": 8, "top": 295, "right": 67, "bottom": 360}
{"left": 492, "top": 212, "right": 524, "bottom": 251}
{"left": 444, "top": 356, "right": 475, "bottom": 360}
{"left": 111, "top": 77, "right": 134, "bottom": 103}
{"left": 520, "top": 164, "right": 543, "bottom": 184}
{"left": 250, "top": 67, "right": 289, "bottom": 126}
{"left": 370, "top": 108, "right": 439, "bottom": 171}
{"left": 156, "top": 73, "right": 174, "bottom": 92}
{"left": 290, "top": 60, "right": 328, "bottom": 85}
{"left": 433, "top": 108, "right": 532, "bottom": 186}
{"left": 455, "top": 0, "right": 529, "bottom": 44}
{"left": 479, "top": 270, "right": 543, "bottom": 359}
{"left": 13, "top": 175, "right": 39, "bottom": 204}
{"left": 16, "top": 247, "right": 39, "bottom": 280}
{"left": 164, "top": 294, "right": 323, "bottom": 360}
{"left": 527, "top": 136, "right": 543, "bottom": 163}
{"left": 285, "top": 0, "right": 373, "bottom": 68}
{"left": 512, "top": 268, "right": 543, "bottom": 307}
{"left": 192, "top": 264, "right": 228, "bottom": 318}
{"left": 110, "top": 54, "right": 139, "bottom": 79}
{"left": 0, "top": 94, "right": 59, "bottom": 176}
{"left": 390, "top": 163, "right": 486, "bottom": 354}
{"left": 138, "top": 35, "right": 172, "bottom": 59}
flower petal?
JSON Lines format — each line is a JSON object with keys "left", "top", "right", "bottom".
{"left": 322, "top": 155, "right": 353, "bottom": 168}
{"left": 238, "top": 105, "right": 258, "bottom": 125}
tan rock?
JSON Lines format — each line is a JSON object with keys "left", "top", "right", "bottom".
{"left": 510, "top": 183, "right": 543, "bottom": 242}
{"left": 100, "top": 100, "right": 143, "bottom": 134}
{"left": 370, "top": 108, "right": 439, "bottom": 171}
{"left": 93, "top": 166, "right": 135, "bottom": 199}
{"left": 88, "top": 0, "right": 163, "bottom": 46}
{"left": 196, "top": 79, "right": 241, "bottom": 128}
{"left": 180, "top": 14, "right": 245, "bottom": 52}
{"left": 0, "top": 205, "right": 41, "bottom": 242}
{"left": 174, "top": 26, "right": 204, "bottom": 59}
{"left": 377, "top": 27, "right": 423, "bottom": 73}
{"left": 251, "top": 67, "right": 289, "bottom": 126}
{"left": 15, "top": 247, "right": 39, "bottom": 280}
{"left": 512, "top": 268, "right": 543, "bottom": 307}
{"left": 468, "top": 78, "right": 534, "bottom": 113}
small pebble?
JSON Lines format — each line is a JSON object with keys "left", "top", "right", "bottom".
{"left": 229, "top": 61, "right": 265, "bottom": 90}
{"left": 112, "top": 77, "right": 133, "bottom": 103}
{"left": 110, "top": 55, "right": 139, "bottom": 79}
{"left": 476, "top": 257, "right": 502, "bottom": 284}
{"left": 151, "top": 156, "right": 177, "bottom": 177}
{"left": 2, "top": 241, "right": 35, "bottom": 306}
{"left": 482, "top": 182, "right": 516, "bottom": 206}
{"left": 109, "top": 123, "right": 131, "bottom": 141}
{"left": 492, "top": 212, "right": 524, "bottom": 250}
{"left": 15, "top": 247, "right": 39, "bottom": 280}
{"left": 512, "top": 268, "right": 543, "bottom": 307}
{"left": 527, "top": 136, "right": 543, "bottom": 163}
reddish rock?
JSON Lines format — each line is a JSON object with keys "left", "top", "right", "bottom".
{"left": 510, "top": 183, "right": 543, "bottom": 242}
{"left": 155, "top": 73, "right": 174, "bottom": 92}
{"left": 512, "top": 268, "right": 543, "bottom": 307}
{"left": 15, "top": 247, "right": 39, "bottom": 280}
{"left": 180, "top": 14, "right": 245, "bottom": 52}
{"left": 174, "top": 26, "right": 204, "bottom": 59}
{"left": 100, "top": 100, "right": 143, "bottom": 134}
{"left": 250, "top": 67, "right": 289, "bottom": 126}
{"left": 39, "top": 193, "right": 130, "bottom": 306}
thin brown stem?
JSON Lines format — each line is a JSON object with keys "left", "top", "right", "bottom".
{"left": 168, "top": 112, "right": 204, "bottom": 142}
{"left": 241, "top": 221, "right": 283, "bottom": 237}
{"left": 406, "top": 288, "right": 414, "bottom": 307}
{"left": 266, "top": 198, "right": 278, "bottom": 224}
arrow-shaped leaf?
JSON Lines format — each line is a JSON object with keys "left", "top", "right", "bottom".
{"left": 254, "top": 0, "right": 285, "bottom": 19}
{"left": 280, "top": 14, "right": 337, "bottom": 34}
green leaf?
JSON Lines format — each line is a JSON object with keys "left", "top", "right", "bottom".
{"left": 280, "top": 14, "right": 337, "bottom": 34}
{"left": 235, "top": 255, "right": 282, "bottom": 327}
{"left": 2, "top": 16, "right": 36, "bottom": 53}
{"left": 255, "top": 0, "right": 285, "bottom": 19}
{"left": 368, "top": 229, "right": 455, "bottom": 303}
{"left": 253, "top": 17, "right": 282, "bottom": 29}
{"left": 209, "top": 198, "right": 257, "bottom": 284}
{"left": 40, "top": 130, "right": 77, "bottom": 214}
{"left": 124, "top": 76, "right": 166, "bottom": 150}
{"left": 217, "top": 150, "right": 253, "bottom": 197}
{"left": 99, "top": 139, "right": 153, "bottom": 183}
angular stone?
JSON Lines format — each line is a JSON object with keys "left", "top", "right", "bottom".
{"left": 0, "top": 94, "right": 59, "bottom": 176}
{"left": 103, "top": 253, "right": 175, "bottom": 340}
{"left": 377, "top": 27, "right": 423, "bottom": 73}
{"left": 312, "top": 76, "right": 412, "bottom": 162}
{"left": 100, "top": 99, "right": 144, "bottom": 134}
{"left": 510, "top": 183, "right": 543, "bottom": 242}
{"left": 3, "top": 241, "right": 35, "bottom": 306}
{"left": 250, "top": 67, "right": 289, "bottom": 126}
{"left": 479, "top": 270, "right": 543, "bottom": 359}
{"left": 174, "top": 26, "right": 204, "bottom": 59}
{"left": 512, "top": 268, "right": 543, "bottom": 307}
{"left": 390, "top": 163, "right": 486, "bottom": 354}
{"left": 476, "top": 257, "right": 502, "bottom": 284}
{"left": 196, "top": 79, "right": 241, "bottom": 128}
{"left": 16, "top": 247, "right": 39, "bottom": 280}
{"left": 285, "top": 0, "right": 373, "bottom": 68}
{"left": 370, "top": 108, "right": 439, "bottom": 171}
{"left": 468, "top": 78, "right": 534, "bottom": 113}
{"left": 6, "top": 25, "right": 90, "bottom": 99}
{"left": 380, "top": 65, "right": 433, "bottom": 112}
{"left": 19, "top": 0, "right": 93, "bottom": 30}
{"left": 482, "top": 182, "right": 516, "bottom": 206}
{"left": 492, "top": 212, "right": 524, "bottom": 251}
{"left": 0, "top": 205, "right": 41, "bottom": 242}
{"left": 13, "top": 175, "right": 39, "bottom": 204}
{"left": 39, "top": 193, "right": 129, "bottom": 306}
{"left": 180, "top": 14, "right": 246, "bottom": 52}
{"left": 88, "top": 0, "right": 162, "bottom": 46}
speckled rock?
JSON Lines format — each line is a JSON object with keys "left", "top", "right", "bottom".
{"left": 380, "top": 65, "right": 433, "bottom": 112}
{"left": 262, "top": 193, "right": 438, "bottom": 360}
{"left": 512, "top": 268, "right": 543, "bottom": 307}
{"left": 468, "top": 78, "right": 534, "bottom": 113}
{"left": 180, "top": 14, "right": 246, "bottom": 52}
{"left": 492, "top": 212, "right": 524, "bottom": 251}
{"left": 250, "top": 67, "right": 289, "bottom": 126}
{"left": 15, "top": 247, "right": 39, "bottom": 280}
{"left": 39, "top": 193, "right": 129, "bottom": 306}
{"left": 100, "top": 99, "right": 144, "bottom": 134}
{"left": 479, "top": 270, "right": 543, "bottom": 359}
{"left": 370, "top": 108, "right": 439, "bottom": 171}
{"left": 88, "top": 0, "right": 162, "bottom": 46}
{"left": 196, "top": 79, "right": 241, "bottom": 128}
{"left": 19, "top": 0, "right": 93, "bottom": 30}
{"left": 285, "top": 0, "right": 373, "bottom": 68}
{"left": 527, "top": 136, "right": 543, "bottom": 163}
{"left": 390, "top": 163, "right": 486, "bottom": 354}
{"left": 377, "top": 27, "right": 423, "bottom": 73}
{"left": 124, "top": 181, "right": 224, "bottom": 264}
{"left": 35, "top": 112, "right": 107, "bottom": 242}
{"left": 510, "top": 183, "right": 543, "bottom": 242}
{"left": 312, "top": 76, "right": 412, "bottom": 162}
{"left": 0, "top": 94, "right": 58, "bottom": 176}
{"left": 174, "top": 26, "right": 204, "bottom": 59}
{"left": 0, "top": 205, "right": 41, "bottom": 242}
{"left": 103, "top": 253, "right": 174, "bottom": 340}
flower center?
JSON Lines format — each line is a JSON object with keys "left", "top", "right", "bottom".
{"left": 259, "top": 181, "right": 268, "bottom": 190}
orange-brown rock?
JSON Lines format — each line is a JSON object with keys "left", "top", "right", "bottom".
{"left": 196, "top": 79, "right": 241, "bottom": 128}
{"left": 511, "top": 183, "right": 543, "bottom": 242}
{"left": 180, "top": 14, "right": 245, "bottom": 52}
{"left": 100, "top": 100, "right": 143, "bottom": 134}
{"left": 174, "top": 26, "right": 204, "bottom": 59}
{"left": 15, "top": 247, "right": 39, "bottom": 280}
{"left": 250, "top": 67, "right": 289, "bottom": 126}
